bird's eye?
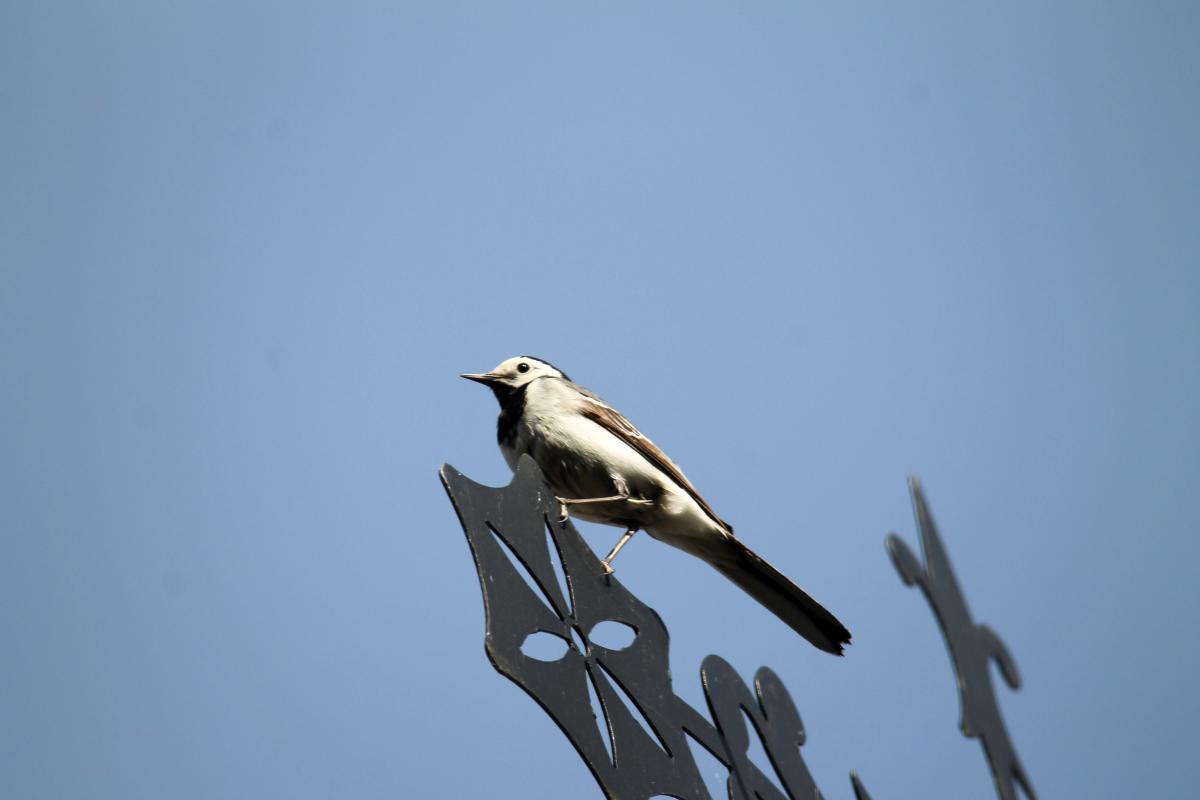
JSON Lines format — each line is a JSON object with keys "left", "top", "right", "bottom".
{"left": 517, "top": 363, "right": 530, "bottom": 373}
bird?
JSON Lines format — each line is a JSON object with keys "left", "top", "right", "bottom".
{"left": 461, "top": 355, "right": 852, "bottom": 655}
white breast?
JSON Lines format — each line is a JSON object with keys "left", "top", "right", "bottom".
{"left": 507, "top": 378, "right": 727, "bottom": 545}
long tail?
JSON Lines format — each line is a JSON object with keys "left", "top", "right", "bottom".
{"left": 703, "top": 536, "right": 852, "bottom": 655}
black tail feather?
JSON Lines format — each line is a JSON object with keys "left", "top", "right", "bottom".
{"left": 708, "top": 537, "right": 852, "bottom": 655}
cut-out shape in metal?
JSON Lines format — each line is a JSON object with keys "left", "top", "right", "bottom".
{"left": 887, "top": 477, "right": 1035, "bottom": 800}
{"left": 441, "top": 456, "right": 869, "bottom": 800}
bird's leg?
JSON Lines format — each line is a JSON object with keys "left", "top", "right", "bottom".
{"left": 600, "top": 529, "right": 638, "bottom": 575}
{"left": 555, "top": 493, "right": 652, "bottom": 522}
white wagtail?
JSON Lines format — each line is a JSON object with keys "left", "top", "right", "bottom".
{"left": 462, "top": 356, "right": 852, "bottom": 655}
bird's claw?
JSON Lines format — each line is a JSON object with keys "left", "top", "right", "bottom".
{"left": 600, "top": 561, "right": 615, "bottom": 576}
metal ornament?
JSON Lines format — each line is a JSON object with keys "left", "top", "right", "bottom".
{"left": 887, "top": 477, "right": 1036, "bottom": 800}
{"left": 441, "top": 455, "right": 870, "bottom": 800}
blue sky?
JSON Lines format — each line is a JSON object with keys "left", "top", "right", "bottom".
{"left": 3, "top": 3, "right": 1197, "bottom": 798}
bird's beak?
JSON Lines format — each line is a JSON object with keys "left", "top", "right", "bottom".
{"left": 461, "top": 372, "right": 500, "bottom": 385}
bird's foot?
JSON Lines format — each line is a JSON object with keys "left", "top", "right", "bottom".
{"left": 555, "top": 493, "right": 641, "bottom": 523}
{"left": 599, "top": 528, "right": 636, "bottom": 577}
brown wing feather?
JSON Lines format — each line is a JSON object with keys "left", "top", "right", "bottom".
{"left": 578, "top": 397, "right": 733, "bottom": 534}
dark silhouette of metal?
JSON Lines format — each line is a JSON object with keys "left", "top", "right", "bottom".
{"left": 887, "top": 477, "right": 1036, "bottom": 800}
{"left": 441, "top": 455, "right": 869, "bottom": 800}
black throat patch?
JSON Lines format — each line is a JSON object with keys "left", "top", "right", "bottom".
{"left": 492, "top": 382, "right": 528, "bottom": 448}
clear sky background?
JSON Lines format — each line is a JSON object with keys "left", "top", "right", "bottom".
{"left": 3, "top": 3, "right": 1197, "bottom": 798}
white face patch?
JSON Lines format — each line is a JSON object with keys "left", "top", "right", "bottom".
{"left": 490, "top": 356, "right": 564, "bottom": 388}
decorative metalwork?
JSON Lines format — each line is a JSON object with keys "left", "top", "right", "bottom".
{"left": 441, "top": 455, "right": 870, "bottom": 800}
{"left": 887, "top": 477, "right": 1036, "bottom": 800}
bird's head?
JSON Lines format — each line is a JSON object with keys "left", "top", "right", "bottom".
{"left": 461, "top": 356, "right": 568, "bottom": 397}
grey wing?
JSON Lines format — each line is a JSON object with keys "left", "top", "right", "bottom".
{"left": 575, "top": 391, "right": 733, "bottom": 534}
